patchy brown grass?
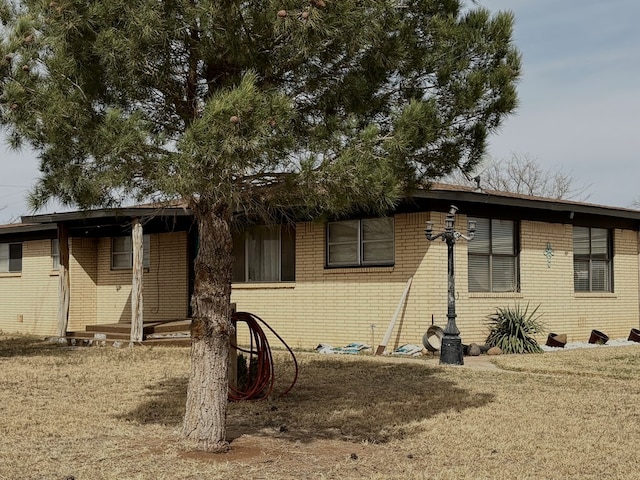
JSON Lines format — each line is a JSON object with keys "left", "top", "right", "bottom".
{"left": 1, "top": 335, "right": 639, "bottom": 479}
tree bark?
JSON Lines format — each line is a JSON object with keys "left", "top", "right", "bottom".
{"left": 182, "top": 201, "right": 234, "bottom": 452}
{"left": 56, "top": 223, "right": 70, "bottom": 338}
{"left": 130, "top": 218, "right": 144, "bottom": 344}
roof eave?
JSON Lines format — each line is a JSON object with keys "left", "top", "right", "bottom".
{"left": 412, "top": 188, "right": 640, "bottom": 221}
{"left": 20, "top": 206, "right": 193, "bottom": 224}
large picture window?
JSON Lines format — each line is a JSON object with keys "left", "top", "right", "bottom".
{"left": 573, "top": 226, "right": 612, "bottom": 292}
{"left": 0, "top": 242, "right": 22, "bottom": 273}
{"left": 233, "top": 225, "right": 295, "bottom": 282}
{"left": 467, "top": 218, "right": 518, "bottom": 292}
{"left": 111, "top": 235, "right": 150, "bottom": 270}
{"left": 326, "top": 217, "right": 394, "bottom": 267}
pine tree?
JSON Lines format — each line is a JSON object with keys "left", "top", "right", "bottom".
{"left": 0, "top": 0, "right": 520, "bottom": 451}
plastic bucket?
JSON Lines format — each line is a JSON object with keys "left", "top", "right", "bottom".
{"left": 422, "top": 326, "right": 444, "bottom": 352}
{"left": 546, "top": 333, "right": 567, "bottom": 348}
{"left": 628, "top": 328, "right": 640, "bottom": 343}
{"left": 588, "top": 329, "right": 609, "bottom": 345}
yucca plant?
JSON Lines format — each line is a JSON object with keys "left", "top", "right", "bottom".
{"left": 485, "top": 303, "right": 545, "bottom": 354}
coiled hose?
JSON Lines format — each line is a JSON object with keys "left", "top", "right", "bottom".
{"left": 228, "top": 311, "right": 299, "bottom": 402}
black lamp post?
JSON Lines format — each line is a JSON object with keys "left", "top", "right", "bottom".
{"left": 425, "top": 205, "right": 476, "bottom": 365}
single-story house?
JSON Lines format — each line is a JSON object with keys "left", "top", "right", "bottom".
{"left": 1, "top": 184, "right": 639, "bottom": 349}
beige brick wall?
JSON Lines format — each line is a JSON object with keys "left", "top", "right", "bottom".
{"left": 68, "top": 237, "right": 98, "bottom": 331}
{"left": 3, "top": 213, "right": 638, "bottom": 347}
{"left": 232, "top": 213, "right": 640, "bottom": 349}
{"left": 232, "top": 213, "right": 439, "bottom": 350}
{"left": 0, "top": 232, "right": 190, "bottom": 336}
{"left": 0, "top": 239, "right": 59, "bottom": 336}
{"left": 454, "top": 221, "right": 640, "bottom": 344}
{"left": 92, "top": 231, "right": 189, "bottom": 324}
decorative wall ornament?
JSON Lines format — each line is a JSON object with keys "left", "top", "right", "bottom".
{"left": 544, "top": 242, "right": 554, "bottom": 268}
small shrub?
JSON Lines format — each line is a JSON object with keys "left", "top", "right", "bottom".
{"left": 485, "top": 303, "right": 545, "bottom": 354}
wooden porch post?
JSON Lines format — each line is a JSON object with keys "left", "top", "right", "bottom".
{"left": 56, "top": 223, "right": 70, "bottom": 338}
{"left": 130, "top": 218, "right": 144, "bottom": 344}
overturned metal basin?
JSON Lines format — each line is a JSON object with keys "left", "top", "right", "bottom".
{"left": 628, "top": 328, "right": 640, "bottom": 343}
{"left": 588, "top": 329, "right": 609, "bottom": 345}
{"left": 546, "top": 333, "right": 567, "bottom": 348}
{"left": 422, "top": 326, "right": 444, "bottom": 352}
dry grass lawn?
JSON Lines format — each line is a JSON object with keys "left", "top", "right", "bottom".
{"left": 1, "top": 335, "right": 639, "bottom": 479}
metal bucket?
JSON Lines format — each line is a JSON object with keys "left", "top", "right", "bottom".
{"left": 628, "top": 328, "right": 640, "bottom": 343}
{"left": 588, "top": 329, "right": 609, "bottom": 345}
{"left": 422, "top": 326, "right": 444, "bottom": 352}
{"left": 546, "top": 333, "right": 567, "bottom": 348}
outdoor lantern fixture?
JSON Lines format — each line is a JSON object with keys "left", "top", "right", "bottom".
{"left": 425, "top": 205, "right": 475, "bottom": 365}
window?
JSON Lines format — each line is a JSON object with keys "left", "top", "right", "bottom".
{"left": 0, "top": 242, "right": 22, "bottom": 273}
{"left": 232, "top": 225, "right": 295, "bottom": 282}
{"left": 467, "top": 218, "right": 519, "bottom": 292}
{"left": 326, "top": 217, "right": 394, "bottom": 267}
{"left": 111, "top": 235, "right": 150, "bottom": 270}
{"left": 573, "top": 226, "right": 612, "bottom": 292}
{"left": 52, "top": 239, "right": 60, "bottom": 270}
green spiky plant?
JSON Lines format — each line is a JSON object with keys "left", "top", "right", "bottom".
{"left": 485, "top": 303, "right": 545, "bottom": 354}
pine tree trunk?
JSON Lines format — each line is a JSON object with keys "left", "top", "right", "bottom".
{"left": 182, "top": 201, "right": 234, "bottom": 452}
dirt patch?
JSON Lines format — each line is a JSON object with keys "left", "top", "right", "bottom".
{"left": 459, "top": 355, "right": 501, "bottom": 371}
{"left": 180, "top": 434, "right": 367, "bottom": 466}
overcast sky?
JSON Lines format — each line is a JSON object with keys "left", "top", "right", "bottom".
{"left": 482, "top": 0, "right": 640, "bottom": 208}
{"left": 1, "top": 0, "right": 639, "bottom": 223}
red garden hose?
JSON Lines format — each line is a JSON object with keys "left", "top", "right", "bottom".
{"left": 228, "top": 311, "right": 298, "bottom": 402}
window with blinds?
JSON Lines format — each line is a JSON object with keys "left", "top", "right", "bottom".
{"left": 467, "top": 218, "right": 519, "bottom": 292}
{"left": 326, "top": 217, "right": 394, "bottom": 267}
{"left": 573, "top": 226, "right": 612, "bottom": 292}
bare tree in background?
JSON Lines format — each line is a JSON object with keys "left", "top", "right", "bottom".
{"left": 443, "top": 153, "right": 591, "bottom": 201}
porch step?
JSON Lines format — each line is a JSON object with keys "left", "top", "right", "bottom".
{"left": 66, "top": 319, "right": 193, "bottom": 346}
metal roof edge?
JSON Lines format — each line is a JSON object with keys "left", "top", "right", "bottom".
{"left": 412, "top": 187, "right": 640, "bottom": 220}
{"left": 0, "top": 223, "right": 58, "bottom": 235}
{"left": 20, "top": 206, "right": 193, "bottom": 224}
{"left": 5, "top": 186, "right": 640, "bottom": 230}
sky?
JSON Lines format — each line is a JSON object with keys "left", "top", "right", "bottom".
{"left": 481, "top": 0, "right": 640, "bottom": 207}
{"left": 1, "top": 0, "right": 640, "bottom": 223}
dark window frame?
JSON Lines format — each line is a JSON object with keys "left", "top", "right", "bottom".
{"left": 232, "top": 224, "right": 296, "bottom": 283}
{"left": 0, "top": 242, "right": 23, "bottom": 273}
{"left": 52, "top": 238, "right": 60, "bottom": 271}
{"left": 467, "top": 217, "right": 520, "bottom": 293}
{"left": 111, "top": 235, "right": 150, "bottom": 270}
{"left": 573, "top": 226, "right": 613, "bottom": 292}
{"left": 326, "top": 217, "right": 395, "bottom": 268}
